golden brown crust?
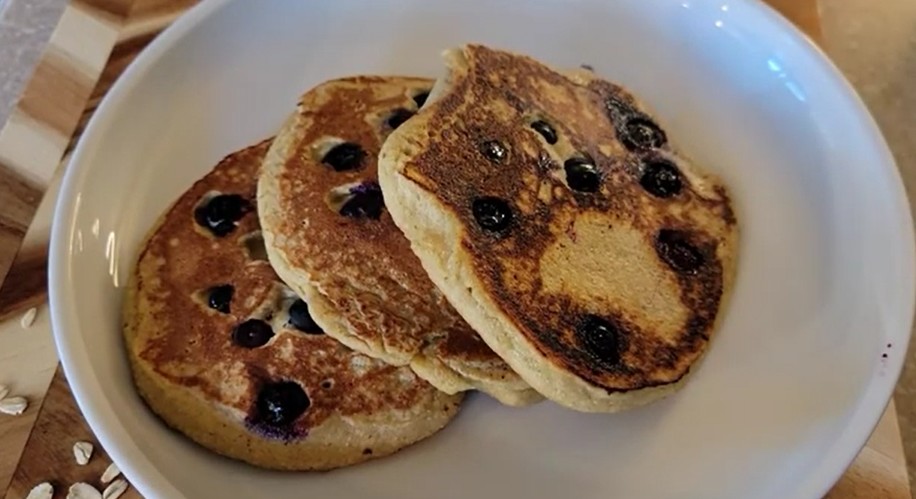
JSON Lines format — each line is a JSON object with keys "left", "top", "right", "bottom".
{"left": 124, "top": 140, "right": 462, "bottom": 470}
{"left": 257, "top": 76, "right": 539, "bottom": 406}
{"left": 379, "top": 46, "right": 738, "bottom": 412}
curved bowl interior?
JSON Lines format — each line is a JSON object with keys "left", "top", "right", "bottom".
{"left": 49, "top": 1, "right": 915, "bottom": 498}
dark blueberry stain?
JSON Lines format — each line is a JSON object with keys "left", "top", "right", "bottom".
{"left": 194, "top": 194, "right": 250, "bottom": 237}
{"left": 656, "top": 229, "right": 704, "bottom": 274}
{"left": 480, "top": 140, "right": 508, "bottom": 163}
{"left": 640, "top": 160, "right": 683, "bottom": 198}
{"left": 531, "top": 120, "right": 558, "bottom": 144}
{"left": 340, "top": 181, "right": 384, "bottom": 220}
{"left": 322, "top": 143, "right": 366, "bottom": 172}
{"left": 622, "top": 117, "right": 667, "bottom": 151}
{"left": 252, "top": 381, "right": 310, "bottom": 428}
{"left": 564, "top": 157, "right": 601, "bottom": 193}
{"left": 289, "top": 299, "right": 323, "bottom": 334}
{"left": 472, "top": 197, "right": 513, "bottom": 233}
{"left": 413, "top": 90, "right": 431, "bottom": 108}
{"left": 575, "top": 315, "right": 622, "bottom": 366}
{"left": 387, "top": 108, "right": 415, "bottom": 130}
{"left": 232, "top": 319, "right": 274, "bottom": 348}
{"left": 207, "top": 284, "right": 234, "bottom": 314}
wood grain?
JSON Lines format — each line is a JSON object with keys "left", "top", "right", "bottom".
{"left": 0, "top": 0, "right": 136, "bottom": 306}
{"left": 4, "top": 368, "right": 140, "bottom": 499}
{"left": 0, "top": 0, "right": 909, "bottom": 498}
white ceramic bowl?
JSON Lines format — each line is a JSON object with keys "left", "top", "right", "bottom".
{"left": 49, "top": 1, "right": 915, "bottom": 498}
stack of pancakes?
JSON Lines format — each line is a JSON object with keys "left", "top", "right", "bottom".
{"left": 124, "top": 45, "right": 738, "bottom": 470}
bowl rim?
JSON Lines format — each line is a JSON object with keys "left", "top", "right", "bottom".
{"left": 48, "top": 0, "right": 916, "bottom": 498}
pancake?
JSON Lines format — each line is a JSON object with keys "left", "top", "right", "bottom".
{"left": 378, "top": 45, "right": 739, "bottom": 413}
{"left": 258, "top": 76, "right": 540, "bottom": 406}
{"left": 123, "top": 140, "right": 462, "bottom": 471}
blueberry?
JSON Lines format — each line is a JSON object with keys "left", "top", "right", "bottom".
{"left": 340, "top": 182, "right": 384, "bottom": 220}
{"left": 531, "top": 120, "right": 558, "bottom": 145}
{"left": 194, "top": 194, "right": 250, "bottom": 237}
{"left": 232, "top": 319, "right": 274, "bottom": 348}
{"left": 480, "top": 140, "right": 508, "bottom": 163}
{"left": 656, "top": 229, "right": 704, "bottom": 274}
{"left": 622, "top": 117, "right": 666, "bottom": 151}
{"left": 564, "top": 157, "right": 601, "bottom": 193}
{"left": 289, "top": 299, "right": 323, "bottom": 334}
{"left": 640, "top": 160, "right": 682, "bottom": 198}
{"left": 253, "top": 381, "right": 310, "bottom": 427}
{"left": 604, "top": 97, "right": 634, "bottom": 120}
{"left": 576, "top": 315, "right": 622, "bottom": 366}
{"left": 322, "top": 143, "right": 366, "bottom": 172}
{"left": 472, "top": 197, "right": 513, "bottom": 233}
{"left": 207, "top": 285, "right": 233, "bottom": 314}
{"left": 413, "top": 91, "right": 431, "bottom": 108}
{"left": 387, "top": 108, "right": 415, "bottom": 130}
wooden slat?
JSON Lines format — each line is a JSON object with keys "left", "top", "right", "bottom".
{"left": 0, "top": 0, "right": 136, "bottom": 299}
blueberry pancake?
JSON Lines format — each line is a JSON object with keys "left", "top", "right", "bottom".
{"left": 123, "top": 140, "right": 462, "bottom": 471}
{"left": 378, "top": 45, "right": 739, "bottom": 413}
{"left": 258, "top": 76, "right": 539, "bottom": 407}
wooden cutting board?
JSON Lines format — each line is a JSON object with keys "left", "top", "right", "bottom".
{"left": 0, "top": 1, "right": 909, "bottom": 498}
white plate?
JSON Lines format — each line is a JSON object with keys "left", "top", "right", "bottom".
{"left": 49, "top": 1, "right": 915, "bottom": 498}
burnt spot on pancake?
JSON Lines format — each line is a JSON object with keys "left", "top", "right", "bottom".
{"left": 240, "top": 231, "right": 268, "bottom": 261}
{"left": 232, "top": 319, "right": 274, "bottom": 348}
{"left": 206, "top": 284, "right": 234, "bottom": 314}
{"left": 250, "top": 380, "right": 310, "bottom": 430}
{"left": 322, "top": 142, "right": 366, "bottom": 172}
{"left": 396, "top": 46, "right": 736, "bottom": 393}
{"left": 480, "top": 140, "right": 508, "bottom": 164}
{"left": 472, "top": 197, "right": 513, "bottom": 233}
{"left": 640, "top": 159, "right": 682, "bottom": 198}
{"left": 564, "top": 156, "right": 600, "bottom": 193}
{"left": 530, "top": 120, "right": 558, "bottom": 145}
{"left": 387, "top": 108, "right": 415, "bottom": 130}
{"left": 621, "top": 117, "right": 667, "bottom": 151}
{"left": 288, "top": 299, "right": 323, "bottom": 334}
{"left": 656, "top": 229, "right": 705, "bottom": 274}
{"left": 575, "top": 315, "right": 623, "bottom": 367}
{"left": 604, "top": 97, "right": 667, "bottom": 152}
{"left": 193, "top": 193, "right": 251, "bottom": 237}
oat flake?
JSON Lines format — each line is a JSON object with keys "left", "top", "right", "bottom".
{"left": 102, "top": 479, "right": 129, "bottom": 499}
{"left": 73, "top": 440, "right": 94, "bottom": 465}
{"left": 20, "top": 307, "right": 37, "bottom": 328}
{"left": 67, "top": 483, "right": 102, "bottom": 499}
{"left": 25, "top": 482, "right": 53, "bottom": 499}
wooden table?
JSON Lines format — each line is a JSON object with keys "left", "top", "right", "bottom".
{"left": 0, "top": 0, "right": 910, "bottom": 498}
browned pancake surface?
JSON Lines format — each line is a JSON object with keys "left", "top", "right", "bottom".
{"left": 258, "top": 76, "right": 537, "bottom": 404}
{"left": 383, "top": 46, "right": 738, "bottom": 398}
{"left": 125, "top": 140, "right": 461, "bottom": 469}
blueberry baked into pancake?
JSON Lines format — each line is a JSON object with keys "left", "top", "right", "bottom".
{"left": 123, "top": 140, "right": 462, "bottom": 470}
{"left": 379, "top": 45, "right": 739, "bottom": 413}
{"left": 258, "top": 76, "right": 540, "bottom": 407}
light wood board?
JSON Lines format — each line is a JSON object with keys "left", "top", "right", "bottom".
{"left": 0, "top": 0, "right": 909, "bottom": 498}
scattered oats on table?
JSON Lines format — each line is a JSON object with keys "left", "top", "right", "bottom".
{"left": 25, "top": 482, "right": 53, "bottom": 499}
{"left": 20, "top": 307, "right": 38, "bottom": 328}
{"left": 101, "top": 461, "right": 121, "bottom": 484}
{"left": 102, "top": 478, "right": 129, "bottom": 499}
{"left": 73, "top": 440, "right": 94, "bottom": 465}
{"left": 67, "top": 482, "right": 102, "bottom": 499}
{"left": 0, "top": 396, "right": 28, "bottom": 415}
